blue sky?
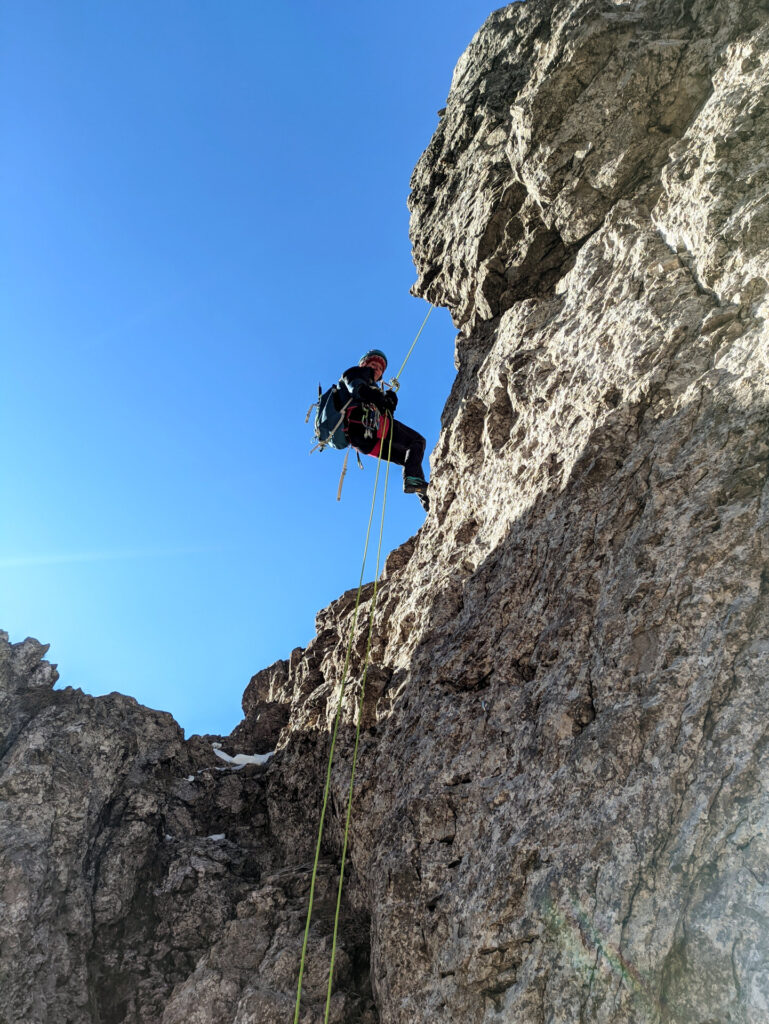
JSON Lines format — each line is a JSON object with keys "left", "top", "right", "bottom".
{"left": 1, "top": 0, "right": 499, "bottom": 737}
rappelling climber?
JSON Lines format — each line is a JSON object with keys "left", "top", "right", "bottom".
{"left": 338, "top": 349, "right": 430, "bottom": 511}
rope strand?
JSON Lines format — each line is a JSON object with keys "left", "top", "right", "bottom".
{"left": 393, "top": 304, "right": 434, "bottom": 382}
{"left": 293, "top": 425, "right": 390, "bottom": 1024}
{"left": 324, "top": 417, "right": 394, "bottom": 1022}
{"left": 295, "top": 304, "right": 433, "bottom": 1021}
{"left": 294, "top": 425, "right": 391, "bottom": 1024}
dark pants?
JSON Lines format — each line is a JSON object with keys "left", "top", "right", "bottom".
{"left": 371, "top": 418, "right": 426, "bottom": 484}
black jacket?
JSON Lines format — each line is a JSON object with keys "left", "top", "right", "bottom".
{"left": 338, "top": 366, "right": 388, "bottom": 410}
{"left": 336, "top": 365, "right": 389, "bottom": 452}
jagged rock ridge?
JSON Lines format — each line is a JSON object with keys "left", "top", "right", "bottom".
{"left": 2, "top": 0, "right": 769, "bottom": 1021}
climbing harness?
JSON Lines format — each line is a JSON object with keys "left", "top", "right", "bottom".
{"left": 325, "top": 385, "right": 394, "bottom": 502}
{"left": 360, "top": 403, "right": 382, "bottom": 440}
{"left": 294, "top": 304, "right": 434, "bottom": 1024}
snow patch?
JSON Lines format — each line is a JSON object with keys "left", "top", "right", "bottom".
{"left": 212, "top": 744, "right": 274, "bottom": 767}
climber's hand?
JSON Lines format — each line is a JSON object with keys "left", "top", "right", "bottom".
{"left": 383, "top": 390, "right": 398, "bottom": 413}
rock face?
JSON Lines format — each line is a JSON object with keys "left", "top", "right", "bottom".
{"left": 0, "top": 633, "right": 374, "bottom": 1024}
{"left": 3, "top": 0, "right": 769, "bottom": 1021}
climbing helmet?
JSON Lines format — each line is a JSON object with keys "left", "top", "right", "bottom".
{"left": 359, "top": 349, "right": 388, "bottom": 373}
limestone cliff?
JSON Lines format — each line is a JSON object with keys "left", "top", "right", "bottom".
{"left": 2, "top": 0, "right": 769, "bottom": 1021}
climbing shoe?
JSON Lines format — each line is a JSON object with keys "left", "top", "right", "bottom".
{"left": 403, "top": 476, "right": 428, "bottom": 494}
{"left": 404, "top": 476, "right": 429, "bottom": 511}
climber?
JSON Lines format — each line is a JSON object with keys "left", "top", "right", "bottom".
{"left": 339, "top": 349, "right": 430, "bottom": 511}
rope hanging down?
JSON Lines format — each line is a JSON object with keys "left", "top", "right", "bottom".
{"left": 293, "top": 421, "right": 393, "bottom": 1024}
{"left": 324, "top": 424, "right": 394, "bottom": 1021}
{"left": 294, "top": 305, "right": 434, "bottom": 1024}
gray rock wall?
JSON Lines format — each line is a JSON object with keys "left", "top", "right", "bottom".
{"left": 2, "top": 0, "right": 768, "bottom": 1021}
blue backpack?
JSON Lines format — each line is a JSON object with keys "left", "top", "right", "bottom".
{"left": 309, "top": 384, "right": 352, "bottom": 452}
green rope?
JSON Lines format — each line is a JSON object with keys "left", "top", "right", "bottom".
{"left": 393, "top": 304, "right": 434, "bottom": 383}
{"left": 295, "top": 303, "right": 433, "bottom": 1021}
{"left": 323, "top": 416, "right": 394, "bottom": 1022}
{"left": 293, "top": 426, "right": 390, "bottom": 1024}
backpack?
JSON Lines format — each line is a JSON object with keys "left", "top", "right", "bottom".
{"left": 309, "top": 384, "right": 352, "bottom": 452}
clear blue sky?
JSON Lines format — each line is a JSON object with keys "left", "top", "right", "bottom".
{"left": 1, "top": 0, "right": 499, "bottom": 737}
